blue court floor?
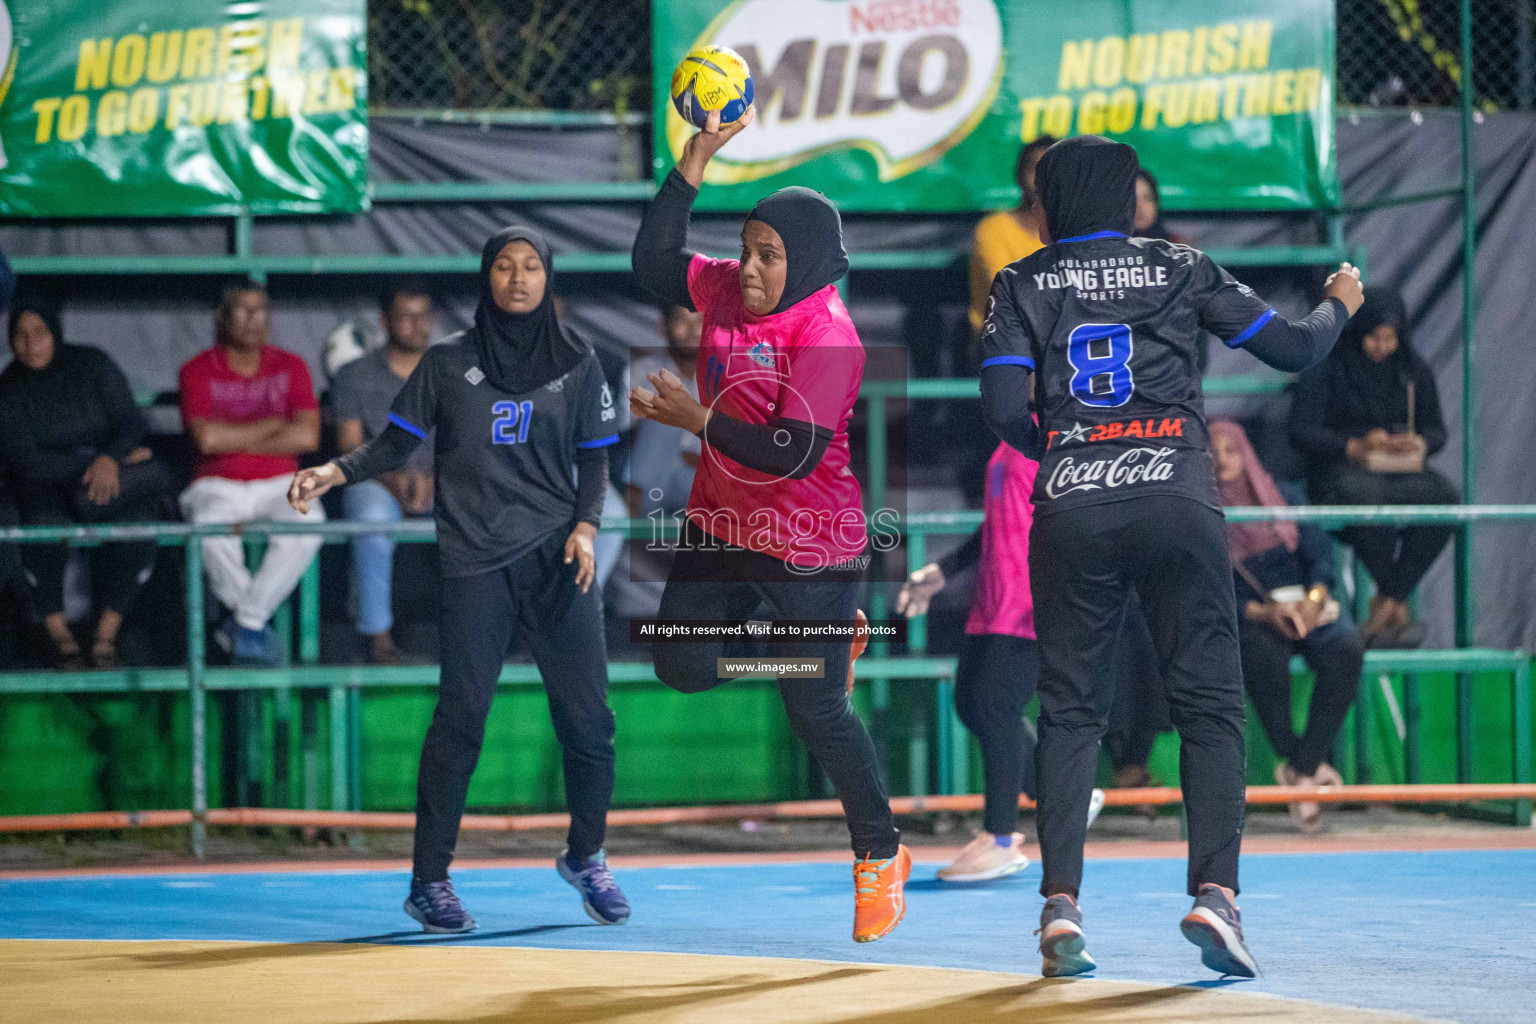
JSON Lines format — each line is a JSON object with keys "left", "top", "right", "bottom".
{"left": 2, "top": 849, "right": 1532, "bottom": 1023}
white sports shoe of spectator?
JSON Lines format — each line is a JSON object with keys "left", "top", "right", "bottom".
{"left": 937, "top": 832, "right": 1029, "bottom": 882}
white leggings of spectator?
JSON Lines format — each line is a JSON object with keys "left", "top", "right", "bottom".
{"left": 180, "top": 474, "right": 324, "bottom": 631}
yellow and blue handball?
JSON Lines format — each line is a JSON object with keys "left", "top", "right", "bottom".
{"left": 670, "top": 45, "right": 754, "bottom": 129}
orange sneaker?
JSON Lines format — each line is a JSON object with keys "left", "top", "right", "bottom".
{"left": 847, "top": 608, "right": 870, "bottom": 695}
{"left": 852, "top": 844, "right": 911, "bottom": 942}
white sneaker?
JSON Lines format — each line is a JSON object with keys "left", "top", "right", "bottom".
{"left": 937, "top": 832, "right": 1029, "bottom": 882}
{"left": 1086, "top": 788, "right": 1106, "bottom": 829}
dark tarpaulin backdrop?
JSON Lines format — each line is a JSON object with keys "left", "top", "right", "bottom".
{"left": 0, "top": 110, "right": 1531, "bottom": 647}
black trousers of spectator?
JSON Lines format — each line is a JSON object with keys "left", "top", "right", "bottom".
{"left": 1240, "top": 619, "right": 1364, "bottom": 778}
{"left": 955, "top": 633, "right": 1039, "bottom": 836}
{"left": 1031, "top": 496, "right": 1247, "bottom": 899}
{"left": 18, "top": 482, "right": 157, "bottom": 617}
{"left": 654, "top": 527, "right": 898, "bottom": 860}
{"left": 1316, "top": 468, "right": 1459, "bottom": 601}
{"left": 413, "top": 532, "right": 614, "bottom": 883}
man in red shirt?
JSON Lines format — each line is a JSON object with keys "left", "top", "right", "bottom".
{"left": 179, "top": 282, "right": 323, "bottom": 665}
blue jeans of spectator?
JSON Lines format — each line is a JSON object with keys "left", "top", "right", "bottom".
{"left": 344, "top": 480, "right": 400, "bottom": 637}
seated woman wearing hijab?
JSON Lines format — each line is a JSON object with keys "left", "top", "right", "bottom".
{"left": 288, "top": 227, "right": 628, "bottom": 934}
{"left": 1211, "top": 420, "right": 1362, "bottom": 832}
{"left": 0, "top": 298, "right": 167, "bottom": 669}
{"left": 629, "top": 107, "right": 909, "bottom": 944}
{"left": 1289, "top": 288, "right": 1456, "bottom": 648}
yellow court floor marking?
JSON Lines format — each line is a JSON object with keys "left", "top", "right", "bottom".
{"left": 0, "top": 939, "right": 1436, "bottom": 1024}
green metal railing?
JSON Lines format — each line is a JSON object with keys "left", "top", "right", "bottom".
{"left": 2, "top": 502, "right": 1532, "bottom": 851}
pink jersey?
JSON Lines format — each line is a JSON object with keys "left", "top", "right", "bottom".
{"left": 685, "top": 254, "right": 866, "bottom": 570}
{"left": 965, "top": 442, "right": 1038, "bottom": 638}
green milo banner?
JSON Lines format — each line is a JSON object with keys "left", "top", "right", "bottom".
{"left": 0, "top": 0, "right": 366, "bottom": 217}
{"left": 654, "top": 0, "right": 1337, "bottom": 212}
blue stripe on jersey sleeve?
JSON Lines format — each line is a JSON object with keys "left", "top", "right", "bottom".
{"left": 1225, "top": 308, "right": 1277, "bottom": 348}
{"left": 388, "top": 413, "right": 428, "bottom": 440}
{"left": 980, "top": 355, "right": 1036, "bottom": 370}
{"left": 576, "top": 433, "right": 620, "bottom": 449}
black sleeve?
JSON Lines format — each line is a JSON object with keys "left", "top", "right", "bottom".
{"left": 575, "top": 446, "right": 608, "bottom": 528}
{"left": 980, "top": 364, "right": 1041, "bottom": 458}
{"left": 1294, "top": 523, "right": 1337, "bottom": 589}
{"left": 977, "top": 271, "right": 1041, "bottom": 457}
{"left": 1288, "top": 365, "right": 1349, "bottom": 466}
{"left": 1240, "top": 298, "right": 1350, "bottom": 373}
{"left": 1192, "top": 252, "right": 1349, "bottom": 372}
{"left": 632, "top": 168, "right": 698, "bottom": 310}
{"left": 937, "top": 527, "right": 983, "bottom": 578}
{"left": 91, "top": 350, "right": 148, "bottom": 461}
{"left": 333, "top": 422, "right": 420, "bottom": 483}
{"left": 1411, "top": 358, "right": 1448, "bottom": 456}
{"left": 700, "top": 413, "right": 831, "bottom": 479}
{"left": 334, "top": 351, "right": 436, "bottom": 481}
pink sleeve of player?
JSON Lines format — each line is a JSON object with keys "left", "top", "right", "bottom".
{"left": 685, "top": 254, "right": 739, "bottom": 317}
{"left": 780, "top": 324, "right": 864, "bottom": 431}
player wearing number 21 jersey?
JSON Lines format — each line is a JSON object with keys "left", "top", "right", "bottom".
{"left": 980, "top": 135, "right": 1362, "bottom": 980}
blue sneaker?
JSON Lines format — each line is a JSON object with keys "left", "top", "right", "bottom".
{"left": 557, "top": 849, "right": 630, "bottom": 925}
{"left": 1037, "top": 893, "right": 1097, "bottom": 977}
{"left": 232, "top": 625, "right": 281, "bottom": 667}
{"left": 404, "top": 877, "right": 476, "bottom": 934}
{"left": 1181, "top": 883, "right": 1260, "bottom": 978}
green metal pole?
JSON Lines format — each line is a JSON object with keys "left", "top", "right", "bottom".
{"left": 1511, "top": 656, "right": 1531, "bottom": 826}
{"left": 186, "top": 536, "right": 207, "bottom": 859}
{"left": 1456, "top": 0, "right": 1477, "bottom": 648}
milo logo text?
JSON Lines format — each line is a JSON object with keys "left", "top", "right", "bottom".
{"left": 669, "top": 0, "right": 1002, "bottom": 184}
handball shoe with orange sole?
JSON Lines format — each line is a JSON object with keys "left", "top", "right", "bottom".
{"left": 852, "top": 843, "right": 911, "bottom": 942}
{"left": 847, "top": 609, "right": 870, "bottom": 695}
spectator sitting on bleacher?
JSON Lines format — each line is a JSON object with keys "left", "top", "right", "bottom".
{"left": 0, "top": 298, "right": 167, "bottom": 669}
{"left": 627, "top": 304, "right": 703, "bottom": 518}
{"left": 332, "top": 283, "right": 436, "bottom": 665}
{"left": 178, "top": 281, "right": 323, "bottom": 667}
{"left": 1212, "top": 420, "right": 1361, "bottom": 832}
{"left": 1289, "top": 287, "right": 1455, "bottom": 649}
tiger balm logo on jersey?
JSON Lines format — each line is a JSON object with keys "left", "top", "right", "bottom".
{"left": 1044, "top": 446, "right": 1177, "bottom": 499}
{"left": 669, "top": 0, "right": 1003, "bottom": 185}
{"left": 1048, "top": 418, "right": 1184, "bottom": 448}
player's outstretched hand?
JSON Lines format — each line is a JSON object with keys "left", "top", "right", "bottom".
{"left": 565, "top": 522, "right": 597, "bottom": 594}
{"left": 1323, "top": 262, "right": 1364, "bottom": 316}
{"left": 678, "top": 105, "right": 756, "bottom": 187}
{"left": 288, "top": 462, "right": 344, "bottom": 514}
{"left": 642, "top": 367, "right": 710, "bottom": 434}
{"left": 896, "top": 562, "right": 947, "bottom": 618}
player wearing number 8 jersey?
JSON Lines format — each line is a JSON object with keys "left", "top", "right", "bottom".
{"left": 980, "top": 136, "right": 1363, "bottom": 979}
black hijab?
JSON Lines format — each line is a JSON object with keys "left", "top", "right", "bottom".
{"left": 1036, "top": 135, "right": 1139, "bottom": 243}
{"left": 5, "top": 295, "right": 67, "bottom": 374}
{"left": 1334, "top": 286, "right": 1414, "bottom": 386}
{"left": 473, "top": 226, "right": 589, "bottom": 393}
{"left": 746, "top": 186, "right": 849, "bottom": 314}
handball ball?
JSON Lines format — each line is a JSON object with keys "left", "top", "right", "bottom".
{"left": 670, "top": 45, "right": 754, "bottom": 129}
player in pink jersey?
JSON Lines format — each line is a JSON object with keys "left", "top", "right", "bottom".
{"left": 629, "top": 107, "right": 908, "bottom": 944}
{"left": 899, "top": 441, "right": 1104, "bottom": 882}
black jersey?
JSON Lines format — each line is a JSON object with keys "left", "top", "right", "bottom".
{"left": 981, "top": 231, "right": 1275, "bottom": 516}
{"left": 387, "top": 337, "right": 619, "bottom": 578}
